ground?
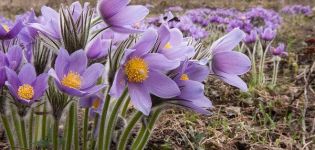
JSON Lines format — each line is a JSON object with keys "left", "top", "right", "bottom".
{"left": 1, "top": 0, "right": 315, "bottom": 150}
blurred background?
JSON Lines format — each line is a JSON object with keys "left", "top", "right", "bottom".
{"left": 1, "top": 0, "right": 315, "bottom": 17}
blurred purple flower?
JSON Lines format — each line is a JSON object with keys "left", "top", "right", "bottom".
{"left": 260, "top": 27, "right": 276, "bottom": 41}
{"left": 210, "top": 28, "right": 251, "bottom": 91}
{"left": 157, "top": 24, "right": 195, "bottom": 61}
{"left": 5, "top": 63, "right": 48, "bottom": 105}
{"left": 243, "top": 30, "right": 257, "bottom": 44}
{"left": 0, "top": 18, "right": 24, "bottom": 40}
{"left": 80, "top": 93, "right": 104, "bottom": 117}
{"left": 85, "top": 36, "right": 111, "bottom": 60}
{"left": 270, "top": 43, "right": 287, "bottom": 57}
{"left": 48, "top": 48, "right": 105, "bottom": 97}
{"left": 110, "top": 29, "right": 180, "bottom": 115}
{"left": 98, "top": 0, "right": 149, "bottom": 33}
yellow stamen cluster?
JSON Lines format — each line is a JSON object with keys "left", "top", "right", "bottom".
{"left": 180, "top": 74, "right": 189, "bottom": 81}
{"left": 1, "top": 24, "right": 10, "bottom": 32}
{"left": 92, "top": 99, "right": 101, "bottom": 109}
{"left": 61, "top": 71, "right": 81, "bottom": 89}
{"left": 164, "top": 42, "right": 172, "bottom": 49}
{"left": 124, "top": 57, "right": 149, "bottom": 83}
{"left": 18, "top": 84, "right": 34, "bottom": 100}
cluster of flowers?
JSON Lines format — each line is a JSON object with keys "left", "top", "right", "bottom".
{"left": 145, "top": 6, "right": 282, "bottom": 40}
{"left": 281, "top": 5, "right": 313, "bottom": 16}
{"left": 0, "top": 0, "right": 251, "bottom": 149}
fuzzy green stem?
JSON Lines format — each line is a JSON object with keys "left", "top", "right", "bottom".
{"left": 53, "top": 119, "right": 59, "bottom": 150}
{"left": 28, "top": 110, "right": 34, "bottom": 149}
{"left": 97, "top": 87, "right": 111, "bottom": 150}
{"left": 121, "top": 98, "right": 130, "bottom": 117}
{"left": 132, "top": 108, "right": 162, "bottom": 150}
{"left": 11, "top": 106, "right": 23, "bottom": 147}
{"left": 272, "top": 58, "right": 280, "bottom": 86}
{"left": 20, "top": 118, "right": 28, "bottom": 149}
{"left": 42, "top": 104, "right": 47, "bottom": 140}
{"left": 65, "top": 103, "right": 75, "bottom": 150}
{"left": 73, "top": 104, "right": 79, "bottom": 150}
{"left": 89, "top": 115, "right": 99, "bottom": 150}
{"left": 1, "top": 115, "right": 15, "bottom": 150}
{"left": 82, "top": 108, "right": 90, "bottom": 150}
{"left": 117, "top": 111, "right": 142, "bottom": 150}
{"left": 103, "top": 90, "right": 128, "bottom": 150}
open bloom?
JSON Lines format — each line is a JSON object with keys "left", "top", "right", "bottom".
{"left": 0, "top": 46, "right": 23, "bottom": 87}
{"left": 98, "top": 0, "right": 149, "bottom": 33}
{"left": 110, "top": 29, "right": 181, "bottom": 115}
{"left": 157, "top": 24, "right": 195, "bottom": 61}
{"left": 80, "top": 93, "right": 104, "bottom": 117}
{"left": 48, "top": 48, "right": 105, "bottom": 97}
{"left": 210, "top": 28, "right": 251, "bottom": 91}
{"left": 161, "top": 60, "right": 212, "bottom": 114}
{"left": 5, "top": 63, "right": 48, "bottom": 105}
{"left": 0, "top": 18, "right": 24, "bottom": 40}
{"left": 270, "top": 43, "right": 287, "bottom": 57}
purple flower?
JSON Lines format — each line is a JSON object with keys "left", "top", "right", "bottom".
{"left": 210, "top": 28, "right": 251, "bottom": 91}
{"left": 80, "top": 93, "right": 104, "bottom": 117}
{"left": 157, "top": 25, "right": 195, "bottom": 61}
{"left": 48, "top": 48, "right": 105, "bottom": 97}
{"left": 166, "top": 60, "right": 212, "bottom": 114}
{"left": 29, "top": 6, "right": 61, "bottom": 39}
{"left": 270, "top": 43, "right": 287, "bottom": 57}
{"left": 243, "top": 30, "right": 257, "bottom": 44}
{"left": 85, "top": 36, "right": 111, "bottom": 60}
{"left": 110, "top": 29, "right": 181, "bottom": 115}
{"left": 0, "top": 46, "right": 23, "bottom": 87}
{"left": 0, "top": 18, "right": 24, "bottom": 40}
{"left": 5, "top": 63, "right": 48, "bottom": 105}
{"left": 260, "top": 27, "right": 276, "bottom": 41}
{"left": 98, "top": 0, "right": 149, "bottom": 33}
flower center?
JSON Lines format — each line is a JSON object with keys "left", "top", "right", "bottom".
{"left": 1, "top": 24, "right": 10, "bottom": 32}
{"left": 61, "top": 71, "right": 81, "bottom": 89}
{"left": 18, "top": 84, "right": 34, "bottom": 100}
{"left": 92, "top": 99, "right": 101, "bottom": 110}
{"left": 124, "top": 57, "right": 149, "bottom": 83}
{"left": 180, "top": 74, "right": 189, "bottom": 81}
{"left": 164, "top": 42, "right": 172, "bottom": 49}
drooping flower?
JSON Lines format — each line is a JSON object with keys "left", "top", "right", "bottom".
{"left": 80, "top": 93, "right": 104, "bottom": 117}
{"left": 243, "top": 30, "right": 257, "bottom": 44}
{"left": 157, "top": 24, "right": 195, "bottom": 61}
{"left": 156, "top": 60, "right": 212, "bottom": 114}
{"left": 270, "top": 43, "right": 287, "bottom": 57}
{"left": 0, "top": 18, "right": 24, "bottom": 40}
{"left": 210, "top": 28, "right": 251, "bottom": 91}
{"left": 85, "top": 36, "right": 111, "bottom": 60}
{"left": 98, "top": 0, "right": 149, "bottom": 33}
{"left": 260, "top": 27, "right": 276, "bottom": 41}
{"left": 28, "top": 5, "right": 61, "bottom": 39}
{"left": 5, "top": 63, "right": 48, "bottom": 105}
{"left": 48, "top": 48, "right": 105, "bottom": 97}
{"left": 110, "top": 29, "right": 181, "bottom": 115}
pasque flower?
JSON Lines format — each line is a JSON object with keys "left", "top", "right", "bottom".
{"left": 157, "top": 24, "right": 195, "bottom": 61}
{"left": 5, "top": 63, "right": 48, "bottom": 105}
{"left": 80, "top": 93, "right": 104, "bottom": 117}
{"left": 160, "top": 60, "right": 212, "bottom": 114}
{"left": 48, "top": 48, "right": 105, "bottom": 97}
{"left": 0, "top": 46, "right": 23, "bottom": 87}
{"left": 0, "top": 18, "right": 24, "bottom": 40}
{"left": 243, "top": 30, "right": 257, "bottom": 44}
{"left": 85, "top": 36, "right": 111, "bottom": 60}
{"left": 110, "top": 29, "right": 181, "bottom": 115}
{"left": 260, "top": 27, "right": 276, "bottom": 41}
{"left": 270, "top": 43, "right": 287, "bottom": 57}
{"left": 210, "top": 28, "right": 251, "bottom": 91}
{"left": 98, "top": 0, "right": 149, "bottom": 33}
